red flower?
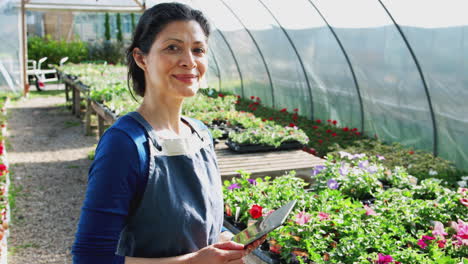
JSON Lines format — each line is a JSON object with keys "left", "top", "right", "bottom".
{"left": 355, "top": 132, "right": 361, "bottom": 136}
{"left": 225, "top": 204, "right": 232, "bottom": 217}
{"left": 331, "top": 133, "right": 337, "bottom": 137}
{"left": 292, "top": 114, "right": 298, "bottom": 121}
{"left": 262, "top": 119, "right": 266, "bottom": 122}
{"left": 280, "top": 108, "right": 287, "bottom": 112}
{"left": 332, "top": 120, "right": 337, "bottom": 125}
{"left": 318, "top": 139, "right": 323, "bottom": 144}
{"left": 249, "top": 205, "right": 263, "bottom": 219}
{"left": 309, "top": 148, "right": 317, "bottom": 155}
{"left": 312, "top": 126, "right": 319, "bottom": 130}
{"left": 236, "top": 95, "right": 241, "bottom": 99}
{"left": 253, "top": 101, "right": 260, "bottom": 105}
{"left": 218, "top": 93, "right": 224, "bottom": 97}
{"left": 437, "top": 240, "right": 446, "bottom": 248}
{"left": 327, "top": 119, "right": 331, "bottom": 123}
{"left": 235, "top": 100, "right": 240, "bottom": 104}
{"left": 248, "top": 103, "right": 253, "bottom": 108}
{"left": 250, "top": 96, "right": 255, "bottom": 100}
{"left": 293, "top": 108, "right": 299, "bottom": 112}
{"left": 0, "top": 145, "right": 3, "bottom": 155}
{"left": 316, "top": 119, "right": 322, "bottom": 124}
{"left": 252, "top": 107, "right": 257, "bottom": 111}
{"left": 352, "top": 128, "right": 358, "bottom": 132}
{"left": 409, "top": 150, "right": 415, "bottom": 155}
{"left": 270, "top": 243, "right": 281, "bottom": 254}
{"left": 343, "top": 127, "right": 349, "bottom": 132}
{"left": 256, "top": 96, "right": 261, "bottom": 101}
{"left": 288, "top": 123, "right": 296, "bottom": 128}
{"left": 326, "top": 129, "right": 332, "bottom": 133}
{"left": 269, "top": 117, "right": 274, "bottom": 121}
{"left": 0, "top": 164, "right": 6, "bottom": 172}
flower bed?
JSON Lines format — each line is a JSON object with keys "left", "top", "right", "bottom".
{"left": 0, "top": 97, "right": 11, "bottom": 263}
{"left": 223, "top": 154, "right": 467, "bottom": 263}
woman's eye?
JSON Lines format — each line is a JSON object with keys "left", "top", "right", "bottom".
{"left": 166, "top": 45, "right": 180, "bottom": 52}
{"left": 193, "top": 48, "right": 206, "bottom": 54}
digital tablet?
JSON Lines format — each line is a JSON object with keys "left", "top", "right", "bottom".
{"left": 233, "top": 200, "right": 297, "bottom": 248}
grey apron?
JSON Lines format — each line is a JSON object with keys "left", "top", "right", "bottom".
{"left": 116, "top": 112, "right": 223, "bottom": 258}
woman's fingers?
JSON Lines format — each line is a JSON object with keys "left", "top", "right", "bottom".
{"left": 214, "top": 241, "right": 245, "bottom": 250}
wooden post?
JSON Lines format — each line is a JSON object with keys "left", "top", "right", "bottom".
{"left": 85, "top": 97, "right": 93, "bottom": 135}
{"left": 21, "top": 0, "right": 29, "bottom": 96}
{"left": 73, "top": 86, "right": 81, "bottom": 118}
{"left": 98, "top": 115, "right": 105, "bottom": 138}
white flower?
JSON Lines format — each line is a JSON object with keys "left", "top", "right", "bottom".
{"left": 457, "top": 181, "right": 467, "bottom": 188}
{"left": 429, "top": 169, "right": 438, "bottom": 176}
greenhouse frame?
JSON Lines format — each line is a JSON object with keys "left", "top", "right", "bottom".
{"left": 1, "top": 0, "right": 467, "bottom": 170}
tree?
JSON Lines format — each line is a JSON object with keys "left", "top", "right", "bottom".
{"left": 131, "top": 13, "right": 136, "bottom": 33}
{"left": 116, "top": 13, "right": 123, "bottom": 42}
{"left": 104, "top": 13, "right": 111, "bottom": 41}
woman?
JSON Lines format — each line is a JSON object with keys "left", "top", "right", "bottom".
{"left": 72, "top": 3, "right": 263, "bottom": 264}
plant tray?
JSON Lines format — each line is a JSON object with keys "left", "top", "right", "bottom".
{"left": 223, "top": 219, "right": 280, "bottom": 264}
{"left": 225, "top": 139, "right": 304, "bottom": 153}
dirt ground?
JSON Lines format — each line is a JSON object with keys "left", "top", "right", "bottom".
{"left": 6, "top": 91, "right": 97, "bottom": 264}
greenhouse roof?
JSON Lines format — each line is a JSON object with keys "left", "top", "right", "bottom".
{"left": 25, "top": 0, "right": 144, "bottom": 12}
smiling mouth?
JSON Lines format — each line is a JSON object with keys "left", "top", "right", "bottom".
{"left": 172, "top": 74, "right": 198, "bottom": 84}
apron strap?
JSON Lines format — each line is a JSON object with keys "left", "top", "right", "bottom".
{"left": 127, "top": 112, "right": 162, "bottom": 151}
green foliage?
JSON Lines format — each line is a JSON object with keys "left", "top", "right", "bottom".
{"left": 87, "top": 41, "right": 125, "bottom": 64}
{"left": 116, "top": 13, "right": 123, "bottom": 42}
{"left": 104, "top": 13, "right": 111, "bottom": 41}
{"left": 27, "top": 36, "right": 88, "bottom": 67}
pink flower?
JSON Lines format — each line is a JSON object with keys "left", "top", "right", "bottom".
{"left": 455, "top": 220, "right": 468, "bottom": 239}
{"left": 458, "top": 188, "right": 468, "bottom": 195}
{"left": 417, "top": 239, "right": 428, "bottom": 249}
{"left": 364, "top": 205, "right": 377, "bottom": 216}
{"left": 432, "top": 221, "right": 448, "bottom": 238}
{"left": 377, "top": 253, "right": 394, "bottom": 264}
{"left": 294, "top": 211, "right": 311, "bottom": 226}
{"left": 318, "top": 212, "right": 330, "bottom": 221}
{"left": 422, "top": 235, "right": 436, "bottom": 241}
{"left": 460, "top": 198, "right": 468, "bottom": 207}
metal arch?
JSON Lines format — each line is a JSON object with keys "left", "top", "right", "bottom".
{"left": 214, "top": 29, "right": 245, "bottom": 97}
{"left": 377, "top": 0, "right": 438, "bottom": 156}
{"left": 188, "top": 0, "right": 244, "bottom": 96}
{"left": 219, "top": 0, "right": 276, "bottom": 107}
{"left": 257, "top": 0, "right": 315, "bottom": 119}
{"left": 208, "top": 47, "right": 222, "bottom": 91}
{"left": 306, "top": 0, "right": 365, "bottom": 133}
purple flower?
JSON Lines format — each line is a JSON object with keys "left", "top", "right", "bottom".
{"left": 352, "top": 153, "right": 366, "bottom": 160}
{"left": 358, "top": 160, "right": 369, "bottom": 169}
{"left": 338, "top": 151, "right": 352, "bottom": 159}
{"left": 228, "top": 183, "right": 241, "bottom": 190}
{"left": 247, "top": 179, "right": 257, "bottom": 185}
{"left": 339, "top": 165, "right": 349, "bottom": 176}
{"left": 327, "top": 179, "right": 340, "bottom": 189}
{"left": 312, "top": 165, "right": 326, "bottom": 176}
{"left": 376, "top": 155, "right": 385, "bottom": 161}
{"left": 367, "top": 165, "right": 378, "bottom": 174}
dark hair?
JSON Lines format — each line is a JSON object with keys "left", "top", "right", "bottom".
{"left": 127, "top": 2, "right": 211, "bottom": 97}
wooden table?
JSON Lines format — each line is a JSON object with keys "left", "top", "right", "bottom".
{"left": 215, "top": 140, "right": 324, "bottom": 182}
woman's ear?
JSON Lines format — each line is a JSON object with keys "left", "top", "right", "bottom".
{"left": 133, "top": 48, "right": 147, "bottom": 71}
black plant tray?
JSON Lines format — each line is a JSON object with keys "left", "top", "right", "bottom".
{"left": 223, "top": 219, "right": 281, "bottom": 264}
{"left": 225, "top": 139, "right": 304, "bottom": 153}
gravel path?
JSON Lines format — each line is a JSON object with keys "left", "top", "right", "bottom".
{"left": 7, "top": 94, "right": 97, "bottom": 264}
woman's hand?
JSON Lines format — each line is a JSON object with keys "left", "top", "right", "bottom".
{"left": 219, "top": 231, "right": 234, "bottom": 243}
{"left": 245, "top": 235, "right": 267, "bottom": 255}
{"left": 188, "top": 241, "right": 247, "bottom": 264}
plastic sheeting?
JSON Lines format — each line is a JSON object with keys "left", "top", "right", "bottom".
{"left": 0, "top": 0, "right": 21, "bottom": 92}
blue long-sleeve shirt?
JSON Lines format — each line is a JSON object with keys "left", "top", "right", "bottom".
{"left": 72, "top": 115, "right": 227, "bottom": 264}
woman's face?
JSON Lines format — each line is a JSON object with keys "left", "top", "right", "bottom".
{"left": 142, "top": 20, "right": 208, "bottom": 98}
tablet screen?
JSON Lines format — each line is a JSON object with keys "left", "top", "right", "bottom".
{"left": 233, "top": 200, "right": 296, "bottom": 246}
